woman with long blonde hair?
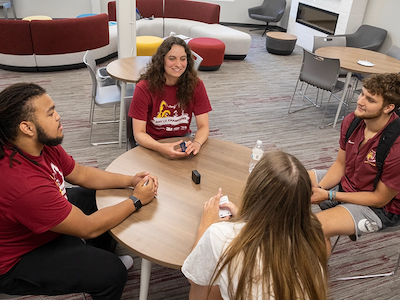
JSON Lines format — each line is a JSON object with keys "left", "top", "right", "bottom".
{"left": 182, "top": 150, "right": 328, "bottom": 300}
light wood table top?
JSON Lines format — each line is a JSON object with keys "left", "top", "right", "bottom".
{"left": 315, "top": 46, "right": 400, "bottom": 74}
{"left": 106, "top": 56, "right": 151, "bottom": 83}
{"left": 96, "top": 137, "right": 251, "bottom": 269}
{"left": 266, "top": 31, "right": 297, "bottom": 40}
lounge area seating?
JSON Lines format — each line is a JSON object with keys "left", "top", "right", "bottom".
{"left": 108, "top": 0, "right": 251, "bottom": 59}
{"left": 0, "top": 14, "right": 117, "bottom": 71}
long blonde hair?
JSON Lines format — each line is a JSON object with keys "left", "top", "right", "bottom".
{"left": 210, "top": 150, "right": 328, "bottom": 300}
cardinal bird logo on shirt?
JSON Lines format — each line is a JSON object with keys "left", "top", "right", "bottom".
{"left": 365, "top": 149, "right": 376, "bottom": 167}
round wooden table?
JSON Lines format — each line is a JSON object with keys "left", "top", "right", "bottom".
{"left": 96, "top": 137, "right": 251, "bottom": 299}
{"left": 315, "top": 46, "right": 400, "bottom": 128}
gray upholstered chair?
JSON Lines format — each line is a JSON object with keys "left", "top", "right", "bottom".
{"left": 330, "top": 25, "right": 387, "bottom": 51}
{"left": 288, "top": 49, "right": 344, "bottom": 128}
{"left": 248, "top": 0, "right": 286, "bottom": 36}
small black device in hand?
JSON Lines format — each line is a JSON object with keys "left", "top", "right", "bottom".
{"left": 180, "top": 141, "right": 187, "bottom": 152}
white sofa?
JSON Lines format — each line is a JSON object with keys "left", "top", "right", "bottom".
{"left": 136, "top": 18, "right": 251, "bottom": 59}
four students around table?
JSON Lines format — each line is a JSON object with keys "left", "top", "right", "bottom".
{"left": 129, "top": 36, "right": 212, "bottom": 159}
{"left": 3, "top": 34, "right": 400, "bottom": 299}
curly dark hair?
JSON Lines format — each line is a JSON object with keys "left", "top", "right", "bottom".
{"left": 138, "top": 36, "right": 198, "bottom": 109}
{"left": 0, "top": 83, "right": 46, "bottom": 167}
{"left": 363, "top": 73, "right": 400, "bottom": 111}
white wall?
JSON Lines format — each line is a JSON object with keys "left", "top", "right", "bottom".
{"left": 13, "top": 0, "right": 92, "bottom": 18}
{"left": 362, "top": 0, "right": 400, "bottom": 53}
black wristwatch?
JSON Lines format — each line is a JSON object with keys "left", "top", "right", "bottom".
{"left": 130, "top": 195, "right": 142, "bottom": 211}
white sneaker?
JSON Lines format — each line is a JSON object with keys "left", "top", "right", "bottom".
{"left": 119, "top": 255, "right": 134, "bottom": 270}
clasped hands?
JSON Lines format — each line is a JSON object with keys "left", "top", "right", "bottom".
{"left": 131, "top": 172, "right": 158, "bottom": 205}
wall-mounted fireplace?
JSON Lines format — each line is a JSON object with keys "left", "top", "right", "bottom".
{"left": 296, "top": 3, "right": 339, "bottom": 35}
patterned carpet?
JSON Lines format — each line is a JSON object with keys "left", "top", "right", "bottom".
{"left": 1, "top": 26, "right": 400, "bottom": 299}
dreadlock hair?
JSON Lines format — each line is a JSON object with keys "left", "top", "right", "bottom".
{"left": 0, "top": 82, "right": 46, "bottom": 167}
{"left": 138, "top": 36, "right": 198, "bottom": 109}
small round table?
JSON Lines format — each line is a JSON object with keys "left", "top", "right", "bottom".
{"left": 22, "top": 15, "right": 53, "bottom": 21}
{"left": 266, "top": 32, "right": 297, "bottom": 55}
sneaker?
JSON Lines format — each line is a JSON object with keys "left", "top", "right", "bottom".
{"left": 119, "top": 255, "right": 134, "bottom": 270}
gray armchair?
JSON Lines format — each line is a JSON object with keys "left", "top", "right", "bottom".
{"left": 248, "top": 0, "right": 286, "bottom": 36}
{"left": 330, "top": 25, "right": 387, "bottom": 51}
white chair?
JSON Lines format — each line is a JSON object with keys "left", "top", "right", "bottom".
{"left": 83, "top": 50, "right": 133, "bottom": 146}
{"left": 0, "top": 0, "right": 15, "bottom": 19}
{"left": 191, "top": 50, "right": 203, "bottom": 71}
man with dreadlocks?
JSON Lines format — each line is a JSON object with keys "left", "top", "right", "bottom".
{"left": 0, "top": 83, "right": 158, "bottom": 299}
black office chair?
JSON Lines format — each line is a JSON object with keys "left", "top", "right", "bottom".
{"left": 248, "top": 0, "right": 286, "bottom": 36}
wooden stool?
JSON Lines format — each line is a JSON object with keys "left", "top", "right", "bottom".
{"left": 266, "top": 32, "right": 297, "bottom": 55}
{"left": 136, "top": 36, "right": 164, "bottom": 56}
{"left": 188, "top": 37, "right": 225, "bottom": 71}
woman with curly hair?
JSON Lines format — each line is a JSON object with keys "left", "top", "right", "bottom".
{"left": 182, "top": 150, "right": 328, "bottom": 300}
{"left": 128, "top": 36, "right": 212, "bottom": 158}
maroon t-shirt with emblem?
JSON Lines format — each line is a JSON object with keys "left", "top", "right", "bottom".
{"left": 129, "top": 79, "right": 212, "bottom": 140}
{"left": 0, "top": 145, "right": 74, "bottom": 275}
{"left": 340, "top": 112, "right": 400, "bottom": 214}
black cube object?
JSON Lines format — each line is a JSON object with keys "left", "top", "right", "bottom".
{"left": 192, "top": 170, "right": 201, "bottom": 184}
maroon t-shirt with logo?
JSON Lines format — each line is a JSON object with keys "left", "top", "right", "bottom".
{"left": 0, "top": 145, "right": 74, "bottom": 275}
{"left": 340, "top": 112, "right": 400, "bottom": 214}
{"left": 129, "top": 79, "right": 212, "bottom": 140}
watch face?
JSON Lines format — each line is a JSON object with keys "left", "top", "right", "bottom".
{"left": 131, "top": 196, "right": 142, "bottom": 210}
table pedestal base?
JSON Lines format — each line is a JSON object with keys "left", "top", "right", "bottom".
{"left": 139, "top": 258, "right": 152, "bottom": 300}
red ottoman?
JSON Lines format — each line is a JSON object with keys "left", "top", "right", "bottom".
{"left": 188, "top": 37, "right": 225, "bottom": 71}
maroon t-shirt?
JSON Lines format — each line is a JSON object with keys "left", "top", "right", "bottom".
{"left": 0, "top": 145, "right": 74, "bottom": 275}
{"left": 339, "top": 112, "right": 400, "bottom": 214}
{"left": 129, "top": 79, "right": 212, "bottom": 140}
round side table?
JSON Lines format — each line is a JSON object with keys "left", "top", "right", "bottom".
{"left": 266, "top": 32, "right": 297, "bottom": 55}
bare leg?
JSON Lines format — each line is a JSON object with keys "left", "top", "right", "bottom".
{"left": 316, "top": 206, "right": 355, "bottom": 257}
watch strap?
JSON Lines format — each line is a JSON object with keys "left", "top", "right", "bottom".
{"left": 130, "top": 195, "right": 142, "bottom": 211}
